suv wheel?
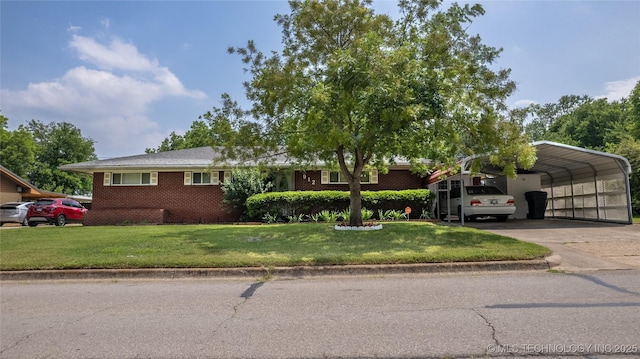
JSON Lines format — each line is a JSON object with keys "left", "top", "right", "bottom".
{"left": 55, "top": 215, "right": 66, "bottom": 226}
{"left": 28, "top": 221, "right": 38, "bottom": 227}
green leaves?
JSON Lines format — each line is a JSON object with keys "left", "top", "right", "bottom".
{"left": 207, "top": 0, "right": 534, "bottom": 225}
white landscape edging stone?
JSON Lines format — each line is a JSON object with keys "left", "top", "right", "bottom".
{"left": 334, "top": 224, "right": 383, "bottom": 231}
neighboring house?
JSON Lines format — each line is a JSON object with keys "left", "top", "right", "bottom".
{"left": 0, "top": 165, "right": 67, "bottom": 203}
{"left": 59, "top": 147, "right": 428, "bottom": 225}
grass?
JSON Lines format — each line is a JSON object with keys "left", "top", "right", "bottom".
{"left": 634, "top": 216, "right": 640, "bottom": 224}
{"left": 0, "top": 222, "right": 551, "bottom": 271}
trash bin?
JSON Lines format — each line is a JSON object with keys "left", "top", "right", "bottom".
{"left": 525, "top": 191, "right": 548, "bottom": 219}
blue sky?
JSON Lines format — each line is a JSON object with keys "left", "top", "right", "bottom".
{"left": 1, "top": 1, "right": 639, "bottom": 159}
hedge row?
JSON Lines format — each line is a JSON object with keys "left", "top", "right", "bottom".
{"left": 246, "top": 189, "right": 434, "bottom": 220}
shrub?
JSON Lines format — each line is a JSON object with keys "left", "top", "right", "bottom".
{"left": 246, "top": 189, "right": 433, "bottom": 221}
{"left": 222, "top": 168, "right": 273, "bottom": 219}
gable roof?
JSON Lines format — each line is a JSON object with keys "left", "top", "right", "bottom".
{"left": 59, "top": 146, "right": 422, "bottom": 174}
{"left": 59, "top": 147, "right": 295, "bottom": 174}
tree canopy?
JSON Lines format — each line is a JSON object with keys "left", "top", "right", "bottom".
{"left": 202, "top": 0, "right": 535, "bottom": 225}
{"left": 1, "top": 117, "right": 97, "bottom": 196}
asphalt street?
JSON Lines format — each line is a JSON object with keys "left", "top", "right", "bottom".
{"left": 2, "top": 270, "right": 639, "bottom": 358}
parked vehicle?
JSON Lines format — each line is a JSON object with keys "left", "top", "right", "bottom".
{"left": 0, "top": 202, "right": 33, "bottom": 226}
{"left": 444, "top": 186, "right": 516, "bottom": 222}
{"left": 26, "top": 198, "right": 87, "bottom": 226}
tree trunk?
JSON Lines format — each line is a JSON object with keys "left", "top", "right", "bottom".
{"left": 337, "top": 146, "right": 365, "bottom": 227}
{"left": 348, "top": 178, "right": 363, "bottom": 226}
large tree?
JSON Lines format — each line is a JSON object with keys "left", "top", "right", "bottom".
{"left": 26, "top": 120, "right": 97, "bottom": 195}
{"left": 204, "top": 0, "right": 535, "bottom": 226}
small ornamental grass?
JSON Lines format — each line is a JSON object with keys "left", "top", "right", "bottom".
{"left": 0, "top": 222, "right": 551, "bottom": 270}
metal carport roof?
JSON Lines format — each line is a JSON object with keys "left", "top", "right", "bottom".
{"left": 459, "top": 141, "right": 633, "bottom": 224}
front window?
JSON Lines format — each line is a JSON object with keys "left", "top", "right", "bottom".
{"left": 329, "top": 171, "right": 371, "bottom": 184}
{"left": 112, "top": 172, "right": 151, "bottom": 185}
{"left": 193, "top": 172, "right": 212, "bottom": 185}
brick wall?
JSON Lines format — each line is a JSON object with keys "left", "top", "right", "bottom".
{"left": 87, "top": 172, "right": 239, "bottom": 225}
{"left": 295, "top": 170, "right": 425, "bottom": 191}
{"left": 86, "top": 169, "right": 425, "bottom": 225}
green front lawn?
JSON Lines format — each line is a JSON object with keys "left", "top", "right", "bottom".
{"left": 0, "top": 222, "right": 551, "bottom": 270}
{"left": 634, "top": 216, "right": 640, "bottom": 224}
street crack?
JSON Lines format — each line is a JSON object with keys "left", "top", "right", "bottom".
{"left": 472, "top": 308, "right": 500, "bottom": 349}
{"left": 211, "top": 281, "right": 266, "bottom": 339}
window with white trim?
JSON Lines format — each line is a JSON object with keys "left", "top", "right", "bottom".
{"left": 193, "top": 172, "right": 213, "bottom": 185}
{"left": 321, "top": 170, "right": 378, "bottom": 184}
{"left": 184, "top": 171, "right": 230, "bottom": 186}
{"left": 109, "top": 172, "right": 157, "bottom": 186}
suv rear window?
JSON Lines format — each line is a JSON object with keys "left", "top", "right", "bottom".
{"left": 34, "top": 200, "right": 56, "bottom": 205}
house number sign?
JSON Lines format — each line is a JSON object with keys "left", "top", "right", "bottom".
{"left": 302, "top": 173, "right": 316, "bottom": 185}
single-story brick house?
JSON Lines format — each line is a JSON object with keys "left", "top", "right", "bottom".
{"left": 60, "top": 147, "right": 428, "bottom": 225}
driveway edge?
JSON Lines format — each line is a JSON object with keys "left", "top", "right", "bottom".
{"left": 0, "top": 257, "right": 556, "bottom": 281}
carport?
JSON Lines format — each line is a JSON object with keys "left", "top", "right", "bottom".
{"left": 430, "top": 141, "right": 633, "bottom": 224}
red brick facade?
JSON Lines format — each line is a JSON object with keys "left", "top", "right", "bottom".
{"left": 85, "top": 170, "right": 425, "bottom": 225}
{"left": 86, "top": 172, "right": 239, "bottom": 225}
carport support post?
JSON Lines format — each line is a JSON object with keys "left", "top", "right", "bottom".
{"left": 460, "top": 170, "right": 465, "bottom": 226}
{"left": 593, "top": 174, "right": 600, "bottom": 222}
{"left": 624, "top": 172, "right": 633, "bottom": 224}
{"left": 550, "top": 182, "right": 556, "bottom": 218}
{"left": 570, "top": 176, "right": 576, "bottom": 219}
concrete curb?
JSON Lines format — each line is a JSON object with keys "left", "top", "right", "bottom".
{"left": 0, "top": 256, "right": 558, "bottom": 281}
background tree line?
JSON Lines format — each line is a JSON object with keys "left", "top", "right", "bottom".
{"left": 0, "top": 115, "right": 96, "bottom": 195}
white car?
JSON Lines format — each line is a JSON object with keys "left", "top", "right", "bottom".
{"left": 0, "top": 202, "right": 33, "bottom": 226}
{"left": 450, "top": 186, "right": 516, "bottom": 222}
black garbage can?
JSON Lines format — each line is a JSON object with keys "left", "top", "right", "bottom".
{"left": 525, "top": 191, "right": 548, "bottom": 219}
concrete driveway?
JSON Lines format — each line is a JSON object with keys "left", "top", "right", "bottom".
{"left": 467, "top": 218, "right": 640, "bottom": 271}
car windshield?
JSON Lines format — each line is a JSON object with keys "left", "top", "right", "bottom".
{"left": 34, "top": 200, "right": 56, "bottom": 205}
{"left": 465, "top": 186, "right": 505, "bottom": 195}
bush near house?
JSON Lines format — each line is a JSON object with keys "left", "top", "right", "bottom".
{"left": 246, "top": 189, "right": 434, "bottom": 221}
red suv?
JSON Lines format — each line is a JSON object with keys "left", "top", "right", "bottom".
{"left": 26, "top": 198, "right": 88, "bottom": 227}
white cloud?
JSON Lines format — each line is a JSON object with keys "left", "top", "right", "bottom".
{"left": 69, "top": 34, "right": 159, "bottom": 73}
{"left": 1, "top": 30, "right": 206, "bottom": 158}
{"left": 596, "top": 76, "right": 640, "bottom": 101}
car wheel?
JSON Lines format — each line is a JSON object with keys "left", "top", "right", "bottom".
{"left": 55, "top": 215, "right": 66, "bottom": 226}
{"left": 21, "top": 218, "right": 29, "bottom": 226}
{"left": 496, "top": 215, "right": 508, "bottom": 222}
{"left": 28, "top": 221, "right": 38, "bottom": 227}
